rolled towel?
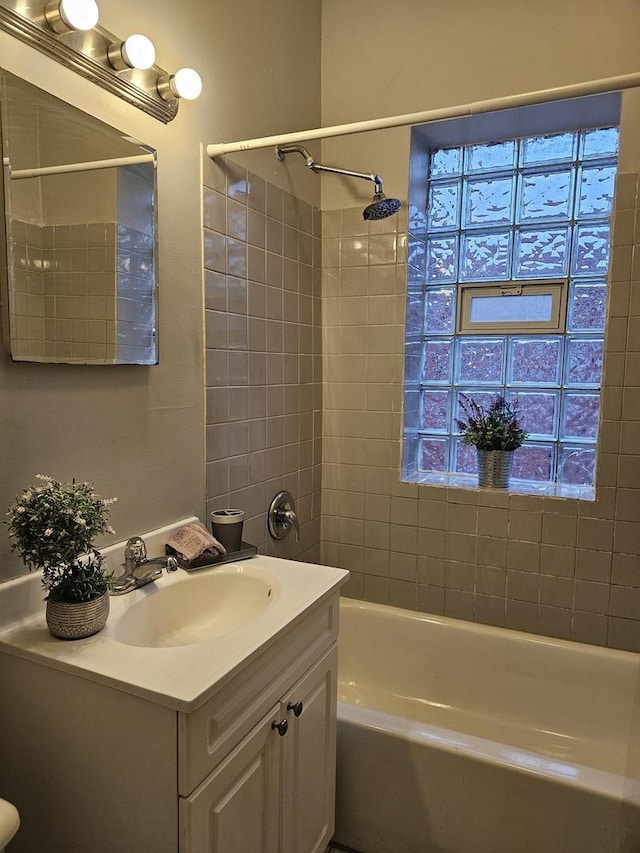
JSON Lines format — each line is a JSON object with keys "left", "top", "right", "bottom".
{"left": 166, "top": 522, "right": 226, "bottom": 561}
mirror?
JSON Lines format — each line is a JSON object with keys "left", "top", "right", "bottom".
{"left": 0, "top": 69, "right": 158, "bottom": 365}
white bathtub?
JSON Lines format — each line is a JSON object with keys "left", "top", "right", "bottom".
{"left": 335, "top": 598, "right": 640, "bottom": 853}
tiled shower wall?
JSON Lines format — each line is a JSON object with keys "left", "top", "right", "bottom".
{"left": 115, "top": 224, "right": 156, "bottom": 364}
{"left": 9, "top": 220, "right": 154, "bottom": 363}
{"left": 10, "top": 220, "right": 117, "bottom": 362}
{"left": 203, "top": 156, "right": 322, "bottom": 561}
{"left": 321, "top": 172, "right": 640, "bottom": 653}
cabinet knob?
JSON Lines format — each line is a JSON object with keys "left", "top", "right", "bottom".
{"left": 271, "top": 719, "right": 288, "bottom": 737}
{"left": 287, "top": 700, "right": 304, "bottom": 717}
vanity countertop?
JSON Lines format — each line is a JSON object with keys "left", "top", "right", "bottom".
{"left": 0, "top": 519, "right": 349, "bottom": 713}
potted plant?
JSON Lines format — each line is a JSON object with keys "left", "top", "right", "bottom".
{"left": 456, "top": 394, "right": 528, "bottom": 488}
{"left": 7, "top": 474, "right": 117, "bottom": 639}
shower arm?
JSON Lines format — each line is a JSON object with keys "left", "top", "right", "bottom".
{"left": 276, "top": 144, "right": 384, "bottom": 194}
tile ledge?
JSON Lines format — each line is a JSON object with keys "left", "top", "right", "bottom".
{"left": 403, "top": 472, "right": 595, "bottom": 501}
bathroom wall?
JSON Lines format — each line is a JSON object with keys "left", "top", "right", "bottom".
{"left": 0, "top": 0, "right": 321, "bottom": 580}
{"left": 202, "top": 156, "right": 322, "bottom": 561}
{"left": 320, "top": 0, "right": 640, "bottom": 651}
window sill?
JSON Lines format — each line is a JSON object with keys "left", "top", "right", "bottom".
{"left": 404, "top": 471, "right": 595, "bottom": 501}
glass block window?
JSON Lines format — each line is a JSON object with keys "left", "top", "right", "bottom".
{"left": 408, "top": 126, "right": 618, "bottom": 490}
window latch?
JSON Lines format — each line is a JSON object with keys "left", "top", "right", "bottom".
{"left": 500, "top": 285, "right": 523, "bottom": 296}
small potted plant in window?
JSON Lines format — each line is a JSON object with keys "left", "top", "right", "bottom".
{"left": 456, "top": 394, "right": 528, "bottom": 488}
{"left": 7, "top": 475, "right": 117, "bottom": 639}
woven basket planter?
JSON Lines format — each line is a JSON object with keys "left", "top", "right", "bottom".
{"left": 477, "top": 449, "right": 515, "bottom": 489}
{"left": 46, "top": 592, "right": 110, "bottom": 640}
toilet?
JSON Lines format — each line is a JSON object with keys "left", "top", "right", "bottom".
{"left": 0, "top": 799, "right": 19, "bottom": 851}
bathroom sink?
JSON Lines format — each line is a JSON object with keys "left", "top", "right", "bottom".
{"left": 112, "top": 566, "right": 277, "bottom": 648}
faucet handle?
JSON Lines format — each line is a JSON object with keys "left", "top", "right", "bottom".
{"left": 124, "top": 536, "right": 147, "bottom": 569}
{"left": 268, "top": 491, "right": 301, "bottom": 543}
{"left": 281, "top": 508, "right": 300, "bottom": 543}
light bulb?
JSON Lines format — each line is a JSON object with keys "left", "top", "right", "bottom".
{"left": 45, "top": 0, "right": 99, "bottom": 32}
{"left": 160, "top": 67, "right": 202, "bottom": 101}
{"left": 108, "top": 34, "right": 156, "bottom": 71}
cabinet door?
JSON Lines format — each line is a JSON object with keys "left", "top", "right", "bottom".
{"left": 280, "top": 646, "right": 338, "bottom": 853}
{"left": 180, "top": 705, "right": 282, "bottom": 853}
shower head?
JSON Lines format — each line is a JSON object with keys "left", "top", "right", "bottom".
{"left": 276, "top": 144, "right": 401, "bottom": 221}
{"left": 363, "top": 187, "right": 402, "bottom": 221}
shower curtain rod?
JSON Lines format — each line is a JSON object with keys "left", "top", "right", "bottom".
{"left": 10, "top": 153, "right": 154, "bottom": 181}
{"left": 206, "top": 71, "right": 640, "bottom": 159}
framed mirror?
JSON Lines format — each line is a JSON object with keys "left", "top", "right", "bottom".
{"left": 0, "top": 69, "right": 158, "bottom": 365}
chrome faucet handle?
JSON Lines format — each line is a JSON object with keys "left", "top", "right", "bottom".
{"left": 280, "top": 508, "right": 300, "bottom": 542}
{"left": 268, "top": 491, "right": 300, "bottom": 543}
{"left": 124, "top": 536, "right": 147, "bottom": 571}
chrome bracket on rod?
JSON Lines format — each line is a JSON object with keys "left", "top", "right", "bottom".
{"left": 0, "top": 0, "right": 178, "bottom": 123}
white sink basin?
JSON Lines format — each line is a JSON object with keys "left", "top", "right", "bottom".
{"left": 0, "top": 518, "right": 349, "bottom": 711}
{"left": 112, "top": 566, "right": 277, "bottom": 648}
{"left": 0, "top": 798, "right": 19, "bottom": 848}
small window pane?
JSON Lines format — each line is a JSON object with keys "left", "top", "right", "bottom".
{"left": 512, "top": 443, "right": 555, "bottom": 481}
{"left": 520, "top": 132, "right": 576, "bottom": 166}
{"left": 460, "top": 230, "right": 512, "bottom": 281}
{"left": 465, "top": 140, "right": 517, "bottom": 173}
{"left": 517, "top": 169, "right": 574, "bottom": 222}
{"left": 509, "top": 337, "right": 563, "bottom": 385}
{"left": 469, "top": 292, "right": 553, "bottom": 324}
{"left": 419, "top": 437, "right": 449, "bottom": 472}
{"left": 571, "top": 223, "right": 611, "bottom": 276}
{"left": 421, "top": 340, "right": 452, "bottom": 383}
{"left": 424, "top": 286, "right": 456, "bottom": 334}
{"left": 455, "top": 338, "right": 505, "bottom": 384}
{"left": 580, "top": 127, "right": 619, "bottom": 160}
{"left": 453, "top": 389, "right": 502, "bottom": 430}
{"left": 406, "top": 288, "right": 424, "bottom": 336}
{"left": 409, "top": 204, "right": 427, "bottom": 234}
{"left": 407, "top": 241, "right": 427, "bottom": 281}
{"left": 577, "top": 166, "right": 616, "bottom": 219}
{"left": 508, "top": 390, "right": 559, "bottom": 439}
{"left": 565, "top": 338, "right": 604, "bottom": 386}
{"left": 567, "top": 281, "right": 606, "bottom": 331}
{"left": 427, "top": 182, "right": 460, "bottom": 231}
{"left": 514, "top": 226, "right": 570, "bottom": 278}
{"left": 453, "top": 439, "right": 477, "bottom": 474}
{"left": 421, "top": 390, "right": 450, "bottom": 432}
{"left": 561, "top": 391, "right": 600, "bottom": 440}
{"left": 559, "top": 445, "right": 596, "bottom": 486}
{"left": 426, "top": 237, "right": 458, "bottom": 282}
{"left": 463, "top": 176, "right": 514, "bottom": 227}
{"left": 430, "top": 147, "right": 462, "bottom": 178}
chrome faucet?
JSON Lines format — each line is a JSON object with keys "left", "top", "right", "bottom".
{"left": 267, "top": 491, "right": 300, "bottom": 543}
{"left": 110, "top": 536, "right": 179, "bottom": 595}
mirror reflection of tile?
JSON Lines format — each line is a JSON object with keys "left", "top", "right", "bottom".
{"left": 1, "top": 68, "right": 158, "bottom": 365}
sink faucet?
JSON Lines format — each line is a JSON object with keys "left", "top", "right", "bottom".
{"left": 110, "top": 536, "right": 179, "bottom": 595}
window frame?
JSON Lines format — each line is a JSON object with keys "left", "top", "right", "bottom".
{"left": 456, "top": 279, "right": 568, "bottom": 335}
{"left": 401, "top": 102, "right": 622, "bottom": 497}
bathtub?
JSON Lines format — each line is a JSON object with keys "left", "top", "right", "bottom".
{"left": 335, "top": 599, "right": 640, "bottom": 853}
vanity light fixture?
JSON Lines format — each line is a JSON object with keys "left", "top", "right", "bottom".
{"left": 0, "top": 0, "right": 201, "bottom": 122}
{"left": 108, "top": 33, "right": 156, "bottom": 71}
{"left": 44, "top": 0, "right": 99, "bottom": 33}
{"left": 157, "top": 67, "right": 203, "bottom": 101}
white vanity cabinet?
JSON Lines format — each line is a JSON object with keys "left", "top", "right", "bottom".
{"left": 0, "top": 588, "right": 341, "bottom": 853}
{"left": 182, "top": 646, "right": 337, "bottom": 853}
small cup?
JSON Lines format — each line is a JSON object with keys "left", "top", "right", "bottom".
{"left": 210, "top": 509, "right": 244, "bottom": 554}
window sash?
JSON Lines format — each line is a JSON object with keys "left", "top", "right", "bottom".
{"left": 456, "top": 279, "right": 567, "bottom": 334}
